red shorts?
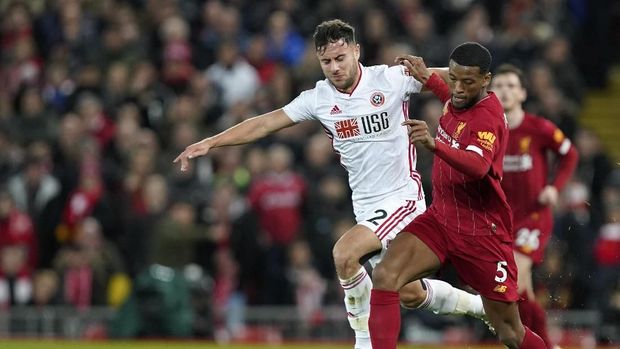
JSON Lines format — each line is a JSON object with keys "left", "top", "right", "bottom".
{"left": 513, "top": 211, "right": 553, "bottom": 265}
{"left": 405, "top": 210, "right": 519, "bottom": 302}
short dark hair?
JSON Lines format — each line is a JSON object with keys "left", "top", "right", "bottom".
{"left": 494, "top": 63, "right": 527, "bottom": 88}
{"left": 313, "top": 19, "right": 356, "bottom": 53}
{"left": 449, "top": 42, "right": 492, "bottom": 74}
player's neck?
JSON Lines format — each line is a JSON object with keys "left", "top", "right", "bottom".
{"left": 505, "top": 107, "right": 525, "bottom": 129}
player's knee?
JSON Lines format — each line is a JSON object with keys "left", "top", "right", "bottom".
{"left": 332, "top": 244, "right": 359, "bottom": 278}
{"left": 371, "top": 262, "right": 399, "bottom": 291}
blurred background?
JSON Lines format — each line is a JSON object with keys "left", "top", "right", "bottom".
{"left": 0, "top": 0, "right": 619, "bottom": 346}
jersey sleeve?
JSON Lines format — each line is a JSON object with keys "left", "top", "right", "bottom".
{"left": 282, "top": 89, "right": 316, "bottom": 122}
{"left": 386, "top": 65, "right": 423, "bottom": 100}
{"left": 535, "top": 117, "right": 579, "bottom": 190}
{"left": 536, "top": 117, "right": 572, "bottom": 155}
{"left": 463, "top": 106, "right": 506, "bottom": 164}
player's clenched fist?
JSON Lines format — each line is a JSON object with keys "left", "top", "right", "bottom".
{"left": 401, "top": 119, "right": 436, "bottom": 151}
{"left": 173, "top": 138, "right": 212, "bottom": 172}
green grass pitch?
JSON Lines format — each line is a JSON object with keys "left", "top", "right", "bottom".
{"left": 0, "top": 341, "right": 511, "bottom": 349}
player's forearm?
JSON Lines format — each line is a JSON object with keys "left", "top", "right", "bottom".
{"left": 208, "top": 116, "right": 269, "bottom": 148}
{"left": 433, "top": 141, "right": 490, "bottom": 178}
{"left": 209, "top": 110, "right": 290, "bottom": 148}
{"left": 551, "top": 145, "right": 579, "bottom": 191}
{"left": 425, "top": 73, "right": 451, "bottom": 104}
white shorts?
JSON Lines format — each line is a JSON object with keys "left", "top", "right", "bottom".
{"left": 357, "top": 196, "right": 426, "bottom": 267}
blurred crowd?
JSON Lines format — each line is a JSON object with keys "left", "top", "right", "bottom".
{"left": 0, "top": 0, "right": 619, "bottom": 341}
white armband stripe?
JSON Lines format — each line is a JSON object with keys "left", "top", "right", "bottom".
{"left": 466, "top": 145, "right": 484, "bottom": 157}
{"left": 558, "top": 139, "right": 571, "bottom": 155}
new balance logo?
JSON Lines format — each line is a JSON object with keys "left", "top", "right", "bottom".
{"left": 493, "top": 285, "right": 508, "bottom": 293}
{"left": 330, "top": 105, "right": 342, "bottom": 115}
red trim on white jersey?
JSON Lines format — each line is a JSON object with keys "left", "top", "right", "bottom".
{"left": 376, "top": 200, "right": 417, "bottom": 240}
{"left": 402, "top": 101, "right": 423, "bottom": 200}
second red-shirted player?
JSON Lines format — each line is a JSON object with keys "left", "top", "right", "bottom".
{"left": 491, "top": 64, "right": 579, "bottom": 349}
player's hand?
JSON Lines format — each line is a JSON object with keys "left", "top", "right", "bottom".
{"left": 538, "top": 185, "right": 559, "bottom": 206}
{"left": 395, "top": 55, "right": 431, "bottom": 84}
{"left": 402, "top": 119, "right": 435, "bottom": 150}
{"left": 173, "top": 138, "right": 212, "bottom": 172}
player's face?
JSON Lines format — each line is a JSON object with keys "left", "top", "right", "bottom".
{"left": 489, "top": 73, "right": 526, "bottom": 112}
{"left": 448, "top": 60, "right": 491, "bottom": 110}
{"left": 317, "top": 39, "right": 360, "bottom": 93}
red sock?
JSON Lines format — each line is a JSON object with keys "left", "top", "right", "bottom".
{"left": 518, "top": 298, "right": 534, "bottom": 329}
{"left": 369, "top": 289, "right": 401, "bottom": 349}
{"left": 519, "top": 325, "right": 547, "bottom": 349}
{"left": 529, "top": 300, "right": 552, "bottom": 348}
{"left": 518, "top": 294, "right": 552, "bottom": 348}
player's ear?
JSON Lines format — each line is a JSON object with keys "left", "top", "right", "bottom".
{"left": 482, "top": 72, "right": 492, "bottom": 88}
{"left": 354, "top": 44, "right": 360, "bottom": 60}
{"left": 520, "top": 86, "right": 527, "bottom": 103}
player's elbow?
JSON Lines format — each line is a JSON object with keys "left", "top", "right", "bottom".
{"left": 468, "top": 163, "right": 490, "bottom": 179}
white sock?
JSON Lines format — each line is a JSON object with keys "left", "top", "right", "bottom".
{"left": 420, "top": 279, "right": 486, "bottom": 319}
{"left": 339, "top": 267, "right": 373, "bottom": 348}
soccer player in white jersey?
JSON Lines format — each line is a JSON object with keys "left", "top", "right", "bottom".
{"left": 175, "top": 19, "right": 485, "bottom": 349}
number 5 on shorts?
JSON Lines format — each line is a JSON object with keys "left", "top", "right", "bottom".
{"left": 495, "top": 261, "right": 508, "bottom": 282}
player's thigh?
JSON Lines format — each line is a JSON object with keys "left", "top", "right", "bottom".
{"left": 356, "top": 197, "right": 425, "bottom": 268}
{"left": 513, "top": 216, "right": 553, "bottom": 265}
{"left": 372, "top": 232, "right": 441, "bottom": 291}
{"left": 333, "top": 223, "right": 383, "bottom": 265}
{"left": 451, "top": 234, "right": 519, "bottom": 303}
{"left": 514, "top": 250, "right": 534, "bottom": 290}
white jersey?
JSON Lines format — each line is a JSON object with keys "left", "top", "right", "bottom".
{"left": 283, "top": 64, "right": 424, "bottom": 218}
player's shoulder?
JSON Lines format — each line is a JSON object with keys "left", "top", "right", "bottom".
{"left": 523, "top": 112, "right": 558, "bottom": 131}
{"left": 475, "top": 92, "right": 507, "bottom": 125}
{"left": 367, "top": 64, "right": 408, "bottom": 82}
{"left": 301, "top": 79, "right": 332, "bottom": 99}
{"left": 481, "top": 92, "right": 503, "bottom": 112}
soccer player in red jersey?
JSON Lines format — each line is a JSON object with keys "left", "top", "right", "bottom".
{"left": 368, "top": 43, "right": 546, "bottom": 349}
{"left": 490, "top": 64, "right": 579, "bottom": 348}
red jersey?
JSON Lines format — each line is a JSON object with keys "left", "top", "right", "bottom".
{"left": 429, "top": 91, "right": 512, "bottom": 240}
{"left": 248, "top": 172, "right": 306, "bottom": 245}
{"left": 502, "top": 113, "right": 575, "bottom": 223}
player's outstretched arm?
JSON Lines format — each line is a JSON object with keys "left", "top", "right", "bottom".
{"left": 174, "top": 109, "right": 295, "bottom": 171}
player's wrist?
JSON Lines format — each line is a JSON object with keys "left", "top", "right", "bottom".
{"left": 204, "top": 136, "right": 217, "bottom": 148}
{"left": 431, "top": 139, "right": 444, "bottom": 153}
{"left": 424, "top": 72, "right": 440, "bottom": 86}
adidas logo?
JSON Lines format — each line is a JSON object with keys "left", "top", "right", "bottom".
{"left": 330, "top": 105, "right": 342, "bottom": 115}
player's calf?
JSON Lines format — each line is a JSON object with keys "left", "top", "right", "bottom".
{"left": 399, "top": 280, "right": 427, "bottom": 308}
